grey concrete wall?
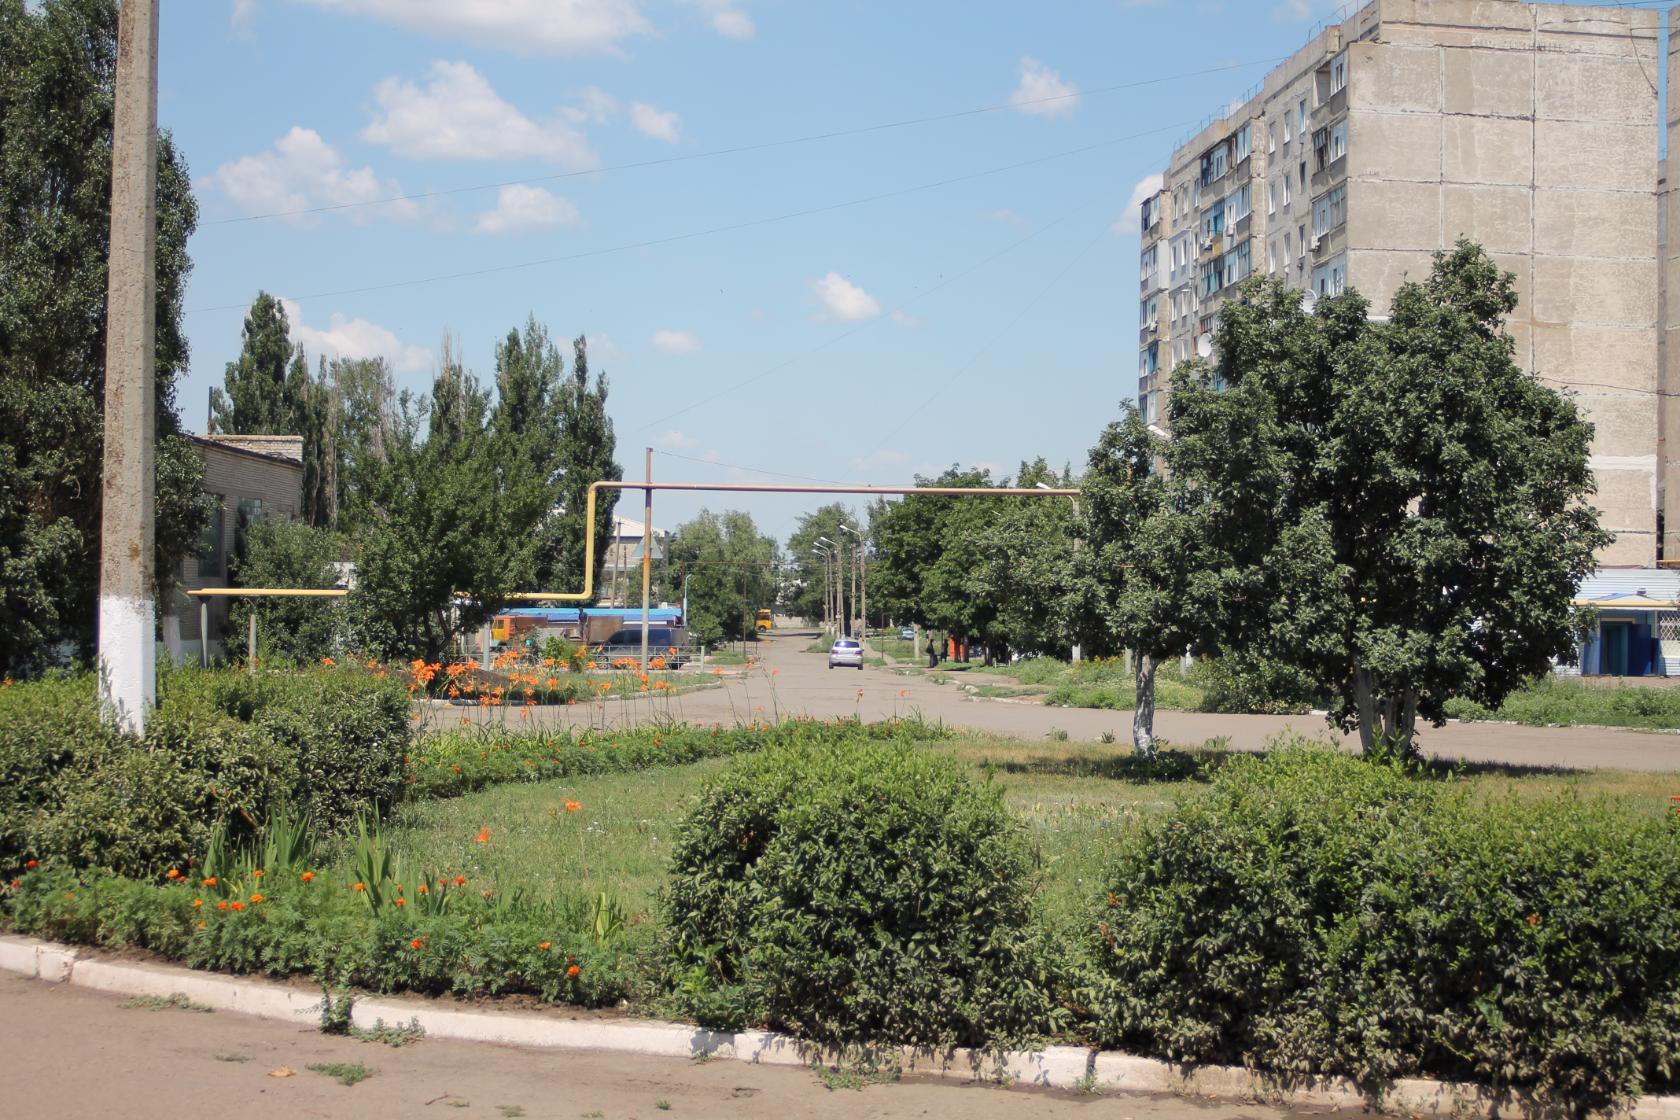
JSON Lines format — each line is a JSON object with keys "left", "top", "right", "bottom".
{"left": 1343, "top": 0, "right": 1661, "bottom": 567}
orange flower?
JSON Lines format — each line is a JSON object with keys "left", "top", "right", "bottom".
{"left": 8, "top": 880, "right": 17, "bottom": 889}
{"left": 192, "top": 899, "right": 203, "bottom": 909}
{"left": 197, "top": 920, "right": 207, "bottom": 929}
{"left": 201, "top": 876, "right": 217, "bottom": 886}
{"left": 411, "top": 938, "right": 424, "bottom": 950}
{"left": 538, "top": 941, "right": 551, "bottom": 951}
{"left": 252, "top": 869, "right": 263, "bottom": 878}
{"left": 165, "top": 868, "right": 180, "bottom": 880}
{"left": 474, "top": 827, "right": 491, "bottom": 843}
{"left": 25, "top": 859, "right": 38, "bottom": 869}
{"left": 564, "top": 800, "right": 582, "bottom": 812}
{"left": 453, "top": 876, "right": 467, "bottom": 886}
{"left": 250, "top": 893, "right": 265, "bottom": 904}
{"left": 300, "top": 871, "right": 315, "bottom": 883}
{"left": 393, "top": 898, "right": 406, "bottom": 907}
{"left": 216, "top": 901, "right": 229, "bottom": 911}
{"left": 230, "top": 901, "right": 245, "bottom": 911}
{"left": 417, "top": 884, "right": 429, "bottom": 893}
{"left": 321, "top": 657, "right": 335, "bottom": 667}
{"left": 567, "top": 964, "right": 580, "bottom": 978}
{"left": 353, "top": 883, "right": 366, "bottom": 892}
{"left": 1527, "top": 913, "right": 1540, "bottom": 927}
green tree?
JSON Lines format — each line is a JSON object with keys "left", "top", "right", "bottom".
{"left": 968, "top": 459, "right": 1079, "bottom": 660}
{"left": 867, "top": 469, "right": 1005, "bottom": 656}
{"left": 554, "top": 335, "right": 620, "bottom": 596}
{"left": 348, "top": 352, "right": 549, "bottom": 663}
{"left": 785, "top": 502, "right": 862, "bottom": 626}
{"left": 0, "top": 0, "right": 204, "bottom": 674}
{"left": 667, "top": 509, "right": 778, "bottom": 646}
{"left": 1183, "top": 243, "right": 1609, "bottom": 756}
{"left": 226, "top": 519, "right": 343, "bottom": 664}
{"left": 209, "top": 292, "right": 293, "bottom": 434}
{"left": 323, "top": 356, "right": 396, "bottom": 534}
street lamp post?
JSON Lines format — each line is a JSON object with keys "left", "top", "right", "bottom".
{"left": 840, "top": 524, "right": 865, "bottom": 651}
{"left": 817, "top": 536, "right": 840, "bottom": 635}
{"left": 1037, "top": 481, "right": 1083, "bottom": 662}
{"left": 812, "top": 545, "right": 833, "bottom": 634}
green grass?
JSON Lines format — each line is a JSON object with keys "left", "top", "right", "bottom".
{"left": 308, "top": 1062, "right": 375, "bottom": 1087}
{"left": 376, "top": 731, "right": 1680, "bottom": 939}
{"left": 119, "top": 992, "right": 212, "bottom": 1013}
{"left": 1446, "top": 675, "right": 1680, "bottom": 730}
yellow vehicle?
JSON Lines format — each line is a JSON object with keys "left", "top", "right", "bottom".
{"left": 755, "top": 609, "right": 774, "bottom": 632}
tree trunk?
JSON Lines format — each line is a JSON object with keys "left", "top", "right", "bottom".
{"left": 1133, "top": 652, "right": 1157, "bottom": 759}
{"left": 1354, "top": 667, "right": 1377, "bottom": 754}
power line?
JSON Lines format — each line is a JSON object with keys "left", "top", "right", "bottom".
{"left": 187, "top": 117, "right": 1193, "bottom": 316}
{"left": 205, "top": 57, "right": 1283, "bottom": 227}
{"left": 871, "top": 215, "right": 1114, "bottom": 453}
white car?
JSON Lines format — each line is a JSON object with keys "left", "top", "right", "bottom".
{"left": 828, "top": 638, "right": 864, "bottom": 670}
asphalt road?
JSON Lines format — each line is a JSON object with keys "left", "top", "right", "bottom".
{"left": 441, "top": 630, "right": 1680, "bottom": 773}
{"left": 0, "top": 974, "right": 1350, "bottom": 1120}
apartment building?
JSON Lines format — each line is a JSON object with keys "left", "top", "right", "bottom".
{"left": 1137, "top": 0, "right": 1663, "bottom": 573}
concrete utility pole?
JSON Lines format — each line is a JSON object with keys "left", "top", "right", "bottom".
{"left": 812, "top": 545, "right": 831, "bottom": 633}
{"left": 98, "top": 0, "right": 160, "bottom": 734}
{"left": 818, "top": 536, "right": 840, "bottom": 635}
{"left": 640, "top": 447, "right": 653, "bottom": 671}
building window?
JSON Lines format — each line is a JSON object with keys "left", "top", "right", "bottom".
{"left": 1311, "top": 254, "right": 1347, "bottom": 297}
{"left": 1268, "top": 122, "right": 1278, "bottom": 153}
{"left": 1298, "top": 98, "right": 1307, "bottom": 131}
{"left": 1283, "top": 231, "right": 1292, "bottom": 263}
{"left": 1202, "top": 203, "right": 1225, "bottom": 241}
{"left": 1330, "top": 51, "right": 1348, "bottom": 94}
{"left": 1298, "top": 160, "right": 1306, "bottom": 193}
{"left": 1200, "top": 257, "right": 1226, "bottom": 297}
{"left": 1140, "top": 244, "right": 1159, "bottom": 284}
{"left": 197, "top": 500, "right": 225, "bottom": 577}
{"left": 1223, "top": 239, "right": 1252, "bottom": 285}
{"left": 1282, "top": 110, "right": 1292, "bottom": 145}
{"left": 1312, "top": 194, "right": 1331, "bottom": 238}
{"left": 1282, "top": 173, "right": 1291, "bottom": 207}
{"left": 1200, "top": 144, "right": 1229, "bottom": 187}
{"left": 1298, "top": 223, "right": 1307, "bottom": 259}
{"left": 1141, "top": 194, "right": 1160, "bottom": 232}
{"left": 1330, "top": 119, "right": 1347, "bottom": 162}
{"left": 1234, "top": 124, "right": 1252, "bottom": 163}
{"left": 1224, "top": 184, "right": 1251, "bottom": 230}
{"left": 1312, "top": 127, "right": 1329, "bottom": 172}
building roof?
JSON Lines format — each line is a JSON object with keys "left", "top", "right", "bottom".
{"left": 1575, "top": 569, "right": 1680, "bottom": 609}
{"left": 608, "top": 516, "right": 667, "bottom": 538}
{"left": 192, "top": 433, "right": 305, "bottom": 467}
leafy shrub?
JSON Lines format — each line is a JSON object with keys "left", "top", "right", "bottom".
{"left": 1189, "top": 656, "right": 1322, "bottom": 715}
{"left": 8, "top": 863, "right": 631, "bottom": 1007}
{"left": 0, "top": 667, "right": 410, "bottom": 878}
{"left": 224, "top": 519, "right": 345, "bottom": 664}
{"left": 1088, "top": 745, "right": 1680, "bottom": 1112}
{"left": 665, "top": 739, "right": 1056, "bottom": 1049}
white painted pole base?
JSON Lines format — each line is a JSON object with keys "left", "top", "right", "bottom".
{"left": 98, "top": 594, "right": 156, "bottom": 734}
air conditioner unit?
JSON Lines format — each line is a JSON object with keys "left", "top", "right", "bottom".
{"left": 1309, "top": 234, "right": 1322, "bottom": 251}
{"left": 1199, "top": 236, "right": 1214, "bottom": 251}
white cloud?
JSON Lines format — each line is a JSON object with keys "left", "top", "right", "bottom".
{"left": 297, "top": 0, "right": 651, "bottom": 55}
{"left": 474, "top": 184, "right": 583, "bottom": 235}
{"left": 1010, "top": 57, "right": 1079, "bottom": 118}
{"left": 1110, "top": 172, "right": 1165, "bottom": 235}
{"left": 587, "top": 332, "right": 625, "bottom": 362}
{"left": 231, "top": 0, "right": 257, "bottom": 31}
{"left": 812, "top": 272, "right": 881, "bottom": 321}
{"left": 210, "top": 126, "right": 417, "bottom": 225}
{"left": 683, "top": 0, "right": 754, "bottom": 38}
{"left": 654, "top": 429, "right": 701, "bottom": 449}
{"left": 1272, "top": 0, "right": 1315, "bottom": 19}
{"left": 363, "top": 60, "right": 597, "bottom": 169}
{"left": 629, "top": 102, "right": 683, "bottom": 143}
{"left": 980, "top": 208, "right": 1025, "bottom": 225}
{"left": 279, "top": 298, "right": 432, "bottom": 374}
{"left": 890, "top": 309, "right": 920, "bottom": 328}
{"left": 561, "top": 85, "right": 618, "bottom": 126}
{"left": 652, "top": 329, "right": 701, "bottom": 354}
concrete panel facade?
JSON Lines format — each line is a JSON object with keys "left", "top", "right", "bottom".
{"left": 1141, "top": 0, "right": 1664, "bottom": 568}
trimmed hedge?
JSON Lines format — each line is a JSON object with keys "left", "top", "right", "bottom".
{"left": 1088, "top": 747, "right": 1680, "bottom": 1113}
{"left": 0, "top": 668, "right": 411, "bottom": 878}
{"left": 664, "top": 739, "right": 1057, "bottom": 1049}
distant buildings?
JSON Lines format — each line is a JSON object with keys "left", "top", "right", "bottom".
{"left": 1136, "top": 0, "right": 1677, "bottom": 671}
{"left": 598, "top": 515, "right": 669, "bottom": 606}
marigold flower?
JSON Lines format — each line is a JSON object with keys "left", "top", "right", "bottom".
{"left": 202, "top": 876, "right": 217, "bottom": 886}
{"left": 474, "top": 827, "right": 491, "bottom": 843}
{"left": 193, "top": 899, "right": 203, "bottom": 909}
{"left": 197, "top": 920, "right": 207, "bottom": 929}
{"left": 252, "top": 869, "right": 263, "bottom": 878}
{"left": 25, "top": 859, "right": 39, "bottom": 869}
{"left": 453, "top": 876, "right": 466, "bottom": 886}
{"left": 565, "top": 800, "right": 582, "bottom": 812}
{"left": 301, "top": 871, "right": 315, "bottom": 883}
{"left": 418, "top": 884, "right": 429, "bottom": 893}
{"left": 321, "top": 657, "right": 335, "bottom": 667}
{"left": 393, "top": 898, "right": 405, "bottom": 907}
{"left": 230, "top": 901, "right": 245, "bottom": 911}
{"left": 250, "top": 893, "right": 265, "bottom": 904}
{"left": 9, "top": 879, "right": 20, "bottom": 889}
{"left": 538, "top": 941, "right": 551, "bottom": 951}
{"left": 217, "top": 901, "right": 229, "bottom": 911}
{"left": 353, "top": 883, "right": 366, "bottom": 892}
{"left": 165, "top": 868, "right": 180, "bottom": 880}
{"left": 567, "top": 964, "right": 580, "bottom": 978}
{"left": 411, "top": 938, "right": 423, "bottom": 950}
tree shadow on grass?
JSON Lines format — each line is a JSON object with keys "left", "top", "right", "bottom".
{"left": 985, "top": 746, "right": 1229, "bottom": 785}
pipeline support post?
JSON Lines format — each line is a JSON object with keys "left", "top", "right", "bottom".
{"left": 640, "top": 447, "right": 653, "bottom": 671}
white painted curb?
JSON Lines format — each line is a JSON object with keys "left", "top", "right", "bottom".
{"left": 3, "top": 933, "right": 1675, "bottom": 1117}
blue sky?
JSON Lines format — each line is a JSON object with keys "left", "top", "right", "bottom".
{"left": 166, "top": 0, "right": 1359, "bottom": 542}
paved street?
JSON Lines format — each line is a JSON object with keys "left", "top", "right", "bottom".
{"left": 0, "top": 973, "right": 1354, "bottom": 1120}
{"left": 439, "top": 629, "right": 1680, "bottom": 773}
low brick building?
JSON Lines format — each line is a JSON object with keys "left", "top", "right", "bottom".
{"left": 162, "top": 434, "right": 305, "bottom": 664}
